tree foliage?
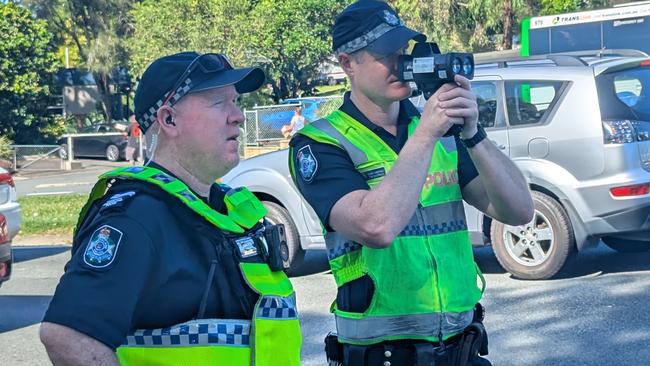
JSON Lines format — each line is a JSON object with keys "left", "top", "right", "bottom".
{"left": 245, "top": 0, "right": 348, "bottom": 100}
{"left": 0, "top": 2, "right": 60, "bottom": 143}
{"left": 26, "top": 0, "right": 133, "bottom": 121}
{"left": 128, "top": 0, "right": 255, "bottom": 77}
{"left": 392, "top": 0, "right": 611, "bottom": 52}
{"left": 540, "top": 0, "right": 611, "bottom": 15}
{"left": 128, "top": 0, "right": 347, "bottom": 102}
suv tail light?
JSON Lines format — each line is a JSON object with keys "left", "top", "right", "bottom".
{"left": 610, "top": 183, "right": 650, "bottom": 197}
{"left": 602, "top": 120, "right": 650, "bottom": 144}
{"left": 0, "top": 172, "right": 14, "bottom": 187}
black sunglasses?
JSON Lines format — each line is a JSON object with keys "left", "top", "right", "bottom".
{"left": 162, "top": 53, "right": 234, "bottom": 106}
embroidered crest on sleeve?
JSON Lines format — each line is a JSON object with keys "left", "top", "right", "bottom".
{"left": 83, "top": 225, "right": 123, "bottom": 269}
{"left": 296, "top": 145, "right": 318, "bottom": 183}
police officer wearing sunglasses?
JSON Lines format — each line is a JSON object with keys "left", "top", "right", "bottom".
{"left": 40, "top": 52, "right": 302, "bottom": 365}
{"left": 289, "top": 1, "right": 534, "bottom": 365}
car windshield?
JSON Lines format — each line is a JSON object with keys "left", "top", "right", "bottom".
{"left": 598, "top": 65, "right": 650, "bottom": 122}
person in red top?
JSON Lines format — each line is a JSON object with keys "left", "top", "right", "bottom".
{"left": 126, "top": 115, "right": 141, "bottom": 165}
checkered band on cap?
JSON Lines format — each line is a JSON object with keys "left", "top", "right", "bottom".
{"left": 257, "top": 294, "right": 298, "bottom": 319}
{"left": 137, "top": 78, "right": 193, "bottom": 132}
{"left": 123, "top": 319, "right": 251, "bottom": 347}
{"left": 335, "top": 21, "right": 404, "bottom": 54}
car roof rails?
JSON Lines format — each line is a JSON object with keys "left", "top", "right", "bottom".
{"left": 474, "top": 49, "right": 649, "bottom": 68}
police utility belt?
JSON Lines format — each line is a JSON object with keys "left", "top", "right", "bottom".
{"left": 325, "top": 304, "right": 489, "bottom": 366}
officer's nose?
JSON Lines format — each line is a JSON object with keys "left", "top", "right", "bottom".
{"left": 229, "top": 106, "right": 245, "bottom": 127}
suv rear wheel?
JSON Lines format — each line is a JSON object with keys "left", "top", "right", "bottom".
{"left": 262, "top": 201, "right": 305, "bottom": 276}
{"left": 491, "top": 191, "right": 574, "bottom": 280}
{"left": 602, "top": 237, "right": 650, "bottom": 253}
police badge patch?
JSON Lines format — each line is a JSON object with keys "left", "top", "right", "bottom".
{"left": 83, "top": 225, "right": 123, "bottom": 269}
{"left": 296, "top": 145, "right": 318, "bottom": 183}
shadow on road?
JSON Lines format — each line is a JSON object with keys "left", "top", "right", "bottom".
{"left": 13, "top": 246, "right": 71, "bottom": 264}
{"left": 473, "top": 243, "right": 650, "bottom": 280}
{"left": 0, "top": 295, "right": 51, "bottom": 333}
{"left": 298, "top": 310, "right": 334, "bottom": 366}
{"left": 556, "top": 244, "right": 650, "bottom": 279}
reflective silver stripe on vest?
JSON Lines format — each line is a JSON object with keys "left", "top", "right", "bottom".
{"left": 325, "top": 201, "right": 467, "bottom": 259}
{"left": 124, "top": 319, "right": 251, "bottom": 347}
{"left": 257, "top": 294, "right": 298, "bottom": 319}
{"left": 311, "top": 119, "right": 369, "bottom": 166}
{"left": 400, "top": 201, "right": 467, "bottom": 237}
{"left": 324, "top": 231, "right": 362, "bottom": 260}
{"left": 336, "top": 309, "right": 474, "bottom": 343}
{"left": 439, "top": 135, "right": 458, "bottom": 153}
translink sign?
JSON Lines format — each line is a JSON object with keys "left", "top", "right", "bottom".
{"left": 530, "top": 3, "right": 650, "bottom": 29}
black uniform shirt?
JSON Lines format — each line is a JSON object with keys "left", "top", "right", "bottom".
{"left": 290, "top": 92, "right": 480, "bottom": 229}
{"left": 43, "top": 163, "right": 258, "bottom": 350}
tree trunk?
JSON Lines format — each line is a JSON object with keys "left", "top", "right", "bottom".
{"left": 95, "top": 72, "right": 113, "bottom": 122}
{"left": 502, "top": 0, "right": 513, "bottom": 50}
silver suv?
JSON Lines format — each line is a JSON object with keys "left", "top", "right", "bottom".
{"left": 223, "top": 50, "right": 650, "bottom": 279}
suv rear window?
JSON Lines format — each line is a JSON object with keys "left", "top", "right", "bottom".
{"left": 505, "top": 80, "right": 565, "bottom": 126}
{"left": 472, "top": 82, "right": 498, "bottom": 128}
{"left": 597, "top": 66, "right": 650, "bottom": 121}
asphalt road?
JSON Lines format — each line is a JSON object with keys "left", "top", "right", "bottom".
{"left": 1, "top": 244, "right": 649, "bottom": 365}
{"left": 13, "top": 159, "right": 126, "bottom": 197}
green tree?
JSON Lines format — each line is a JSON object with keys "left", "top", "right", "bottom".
{"left": 246, "top": 0, "right": 347, "bottom": 100}
{"left": 27, "top": 0, "right": 133, "bottom": 122}
{"left": 129, "top": 0, "right": 346, "bottom": 102}
{"left": 393, "top": 0, "right": 536, "bottom": 52}
{"left": 128, "top": 0, "right": 255, "bottom": 77}
{"left": 0, "top": 2, "right": 60, "bottom": 143}
{"left": 540, "top": 0, "right": 610, "bottom": 15}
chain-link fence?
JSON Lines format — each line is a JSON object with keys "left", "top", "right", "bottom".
{"left": 8, "top": 145, "right": 64, "bottom": 171}
{"left": 240, "top": 96, "right": 343, "bottom": 158}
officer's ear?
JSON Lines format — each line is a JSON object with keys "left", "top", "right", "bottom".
{"left": 156, "top": 105, "right": 180, "bottom": 138}
{"left": 337, "top": 52, "right": 357, "bottom": 78}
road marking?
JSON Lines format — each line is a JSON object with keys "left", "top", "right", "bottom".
{"left": 26, "top": 191, "right": 75, "bottom": 196}
{"left": 35, "top": 182, "right": 94, "bottom": 188}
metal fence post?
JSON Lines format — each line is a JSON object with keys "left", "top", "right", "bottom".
{"left": 65, "top": 136, "right": 74, "bottom": 170}
{"left": 12, "top": 148, "right": 17, "bottom": 171}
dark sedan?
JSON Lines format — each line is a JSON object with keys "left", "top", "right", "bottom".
{"left": 57, "top": 124, "right": 128, "bottom": 161}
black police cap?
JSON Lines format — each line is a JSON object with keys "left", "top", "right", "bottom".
{"left": 134, "top": 52, "right": 265, "bottom": 133}
{"left": 332, "top": 0, "right": 426, "bottom": 56}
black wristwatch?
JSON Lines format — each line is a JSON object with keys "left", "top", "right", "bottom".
{"left": 460, "top": 125, "right": 487, "bottom": 149}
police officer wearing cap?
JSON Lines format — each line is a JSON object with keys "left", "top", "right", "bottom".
{"left": 289, "top": 1, "right": 534, "bottom": 365}
{"left": 40, "top": 52, "right": 302, "bottom": 365}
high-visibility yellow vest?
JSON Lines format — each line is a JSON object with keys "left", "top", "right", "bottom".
{"left": 290, "top": 110, "right": 484, "bottom": 345}
{"left": 77, "top": 166, "right": 302, "bottom": 365}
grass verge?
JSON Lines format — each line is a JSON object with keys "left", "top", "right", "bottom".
{"left": 315, "top": 84, "right": 347, "bottom": 96}
{"left": 18, "top": 194, "right": 89, "bottom": 235}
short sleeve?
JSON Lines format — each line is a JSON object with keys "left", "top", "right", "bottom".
{"left": 290, "top": 134, "right": 369, "bottom": 228}
{"left": 43, "top": 213, "right": 156, "bottom": 350}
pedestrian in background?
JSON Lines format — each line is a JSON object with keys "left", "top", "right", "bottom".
{"left": 125, "top": 115, "right": 141, "bottom": 165}
{"left": 282, "top": 106, "right": 306, "bottom": 138}
{"left": 289, "top": 1, "right": 534, "bottom": 365}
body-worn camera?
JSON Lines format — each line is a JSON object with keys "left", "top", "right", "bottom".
{"left": 398, "top": 42, "right": 474, "bottom": 136}
{"left": 230, "top": 221, "right": 287, "bottom": 272}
